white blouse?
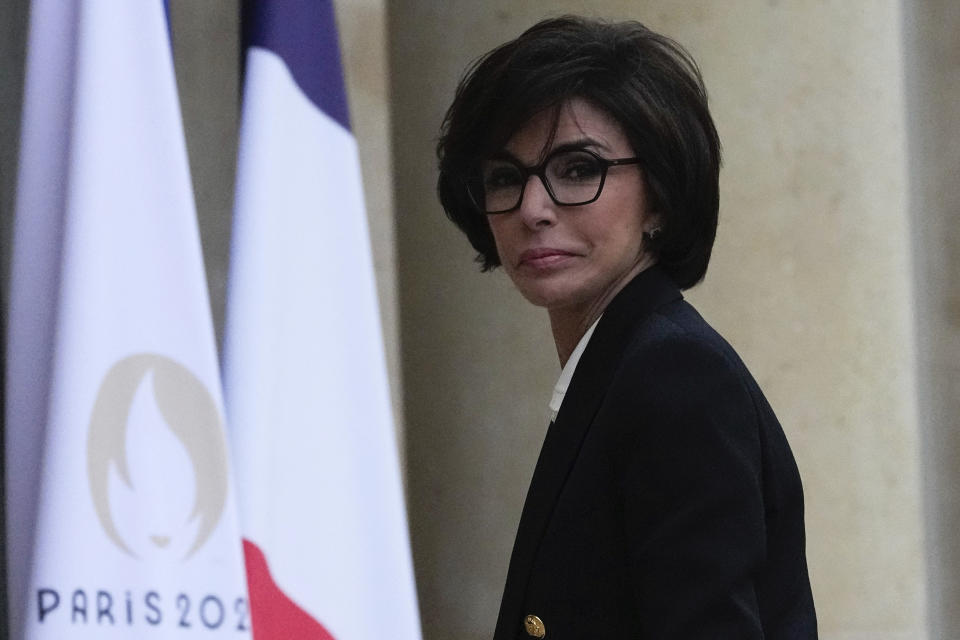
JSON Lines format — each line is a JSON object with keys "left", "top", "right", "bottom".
{"left": 548, "top": 316, "right": 601, "bottom": 422}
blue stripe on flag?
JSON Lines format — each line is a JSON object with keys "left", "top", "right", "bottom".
{"left": 242, "top": 0, "right": 351, "bottom": 131}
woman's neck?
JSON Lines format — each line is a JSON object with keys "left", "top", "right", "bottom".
{"left": 549, "top": 310, "right": 598, "bottom": 368}
{"left": 548, "top": 258, "right": 655, "bottom": 367}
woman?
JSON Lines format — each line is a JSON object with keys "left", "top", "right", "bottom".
{"left": 436, "top": 16, "right": 817, "bottom": 639}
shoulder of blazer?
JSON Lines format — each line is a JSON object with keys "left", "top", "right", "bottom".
{"left": 494, "top": 266, "right": 683, "bottom": 639}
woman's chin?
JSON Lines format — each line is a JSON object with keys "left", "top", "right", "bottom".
{"left": 514, "top": 282, "right": 588, "bottom": 311}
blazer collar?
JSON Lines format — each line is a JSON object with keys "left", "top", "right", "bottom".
{"left": 494, "top": 266, "right": 682, "bottom": 638}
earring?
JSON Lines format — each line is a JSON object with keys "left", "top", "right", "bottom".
{"left": 644, "top": 227, "right": 662, "bottom": 241}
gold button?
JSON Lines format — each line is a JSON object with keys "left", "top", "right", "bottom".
{"left": 524, "top": 614, "right": 545, "bottom": 638}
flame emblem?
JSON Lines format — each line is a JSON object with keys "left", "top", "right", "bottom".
{"left": 87, "top": 354, "right": 228, "bottom": 559}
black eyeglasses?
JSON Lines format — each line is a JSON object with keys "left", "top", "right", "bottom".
{"left": 466, "top": 147, "right": 641, "bottom": 214}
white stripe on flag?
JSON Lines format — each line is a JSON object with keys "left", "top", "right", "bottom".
{"left": 5, "top": 1, "right": 251, "bottom": 638}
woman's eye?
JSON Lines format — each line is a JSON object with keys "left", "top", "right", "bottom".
{"left": 484, "top": 167, "right": 523, "bottom": 190}
{"left": 552, "top": 156, "right": 602, "bottom": 182}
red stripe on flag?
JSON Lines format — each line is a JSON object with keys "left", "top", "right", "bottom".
{"left": 243, "top": 538, "right": 336, "bottom": 640}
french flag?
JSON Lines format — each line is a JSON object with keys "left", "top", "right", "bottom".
{"left": 223, "top": 2, "right": 422, "bottom": 639}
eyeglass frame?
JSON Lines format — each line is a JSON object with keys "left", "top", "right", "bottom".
{"left": 465, "top": 146, "right": 642, "bottom": 215}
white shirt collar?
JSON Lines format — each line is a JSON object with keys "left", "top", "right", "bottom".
{"left": 548, "top": 316, "right": 601, "bottom": 422}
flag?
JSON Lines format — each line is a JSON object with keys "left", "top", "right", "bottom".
{"left": 4, "top": 0, "right": 252, "bottom": 637}
{"left": 222, "top": 1, "right": 422, "bottom": 638}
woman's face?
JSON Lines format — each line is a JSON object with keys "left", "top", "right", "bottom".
{"left": 485, "top": 98, "right": 658, "bottom": 316}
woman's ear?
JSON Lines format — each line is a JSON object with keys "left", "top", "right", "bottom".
{"left": 642, "top": 215, "right": 663, "bottom": 242}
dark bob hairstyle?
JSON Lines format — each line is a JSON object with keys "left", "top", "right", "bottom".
{"left": 436, "top": 16, "right": 721, "bottom": 290}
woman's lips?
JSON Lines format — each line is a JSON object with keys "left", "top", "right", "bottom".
{"left": 517, "top": 248, "right": 577, "bottom": 269}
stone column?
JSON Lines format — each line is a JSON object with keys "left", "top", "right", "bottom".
{"left": 904, "top": 2, "right": 960, "bottom": 639}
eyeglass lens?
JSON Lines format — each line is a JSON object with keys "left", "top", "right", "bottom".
{"left": 475, "top": 150, "right": 606, "bottom": 213}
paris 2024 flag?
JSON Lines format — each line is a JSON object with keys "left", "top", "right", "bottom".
{"left": 4, "top": 0, "right": 252, "bottom": 638}
{"left": 222, "top": 1, "right": 422, "bottom": 639}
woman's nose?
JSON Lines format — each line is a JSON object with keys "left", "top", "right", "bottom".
{"left": 517, "top": 175, "right": 557, "bottom": 228}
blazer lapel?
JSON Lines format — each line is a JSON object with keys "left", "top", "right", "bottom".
{"left": 494, "top": 267, "right": 681, "bottom": 638}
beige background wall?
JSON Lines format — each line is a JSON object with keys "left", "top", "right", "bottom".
{"left": 1, "top": 1, "right": 958, "bottom": 639}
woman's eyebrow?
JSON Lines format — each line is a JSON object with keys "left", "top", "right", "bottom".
{"left": 550, "top": 137, "right": 611, "bottom": 152}
{"left": 490, "top": 137, "right": 612, "bottom": 165}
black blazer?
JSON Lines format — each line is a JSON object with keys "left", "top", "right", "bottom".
{"left": 494, "top": 267, "right": 817, "bottom": 639}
